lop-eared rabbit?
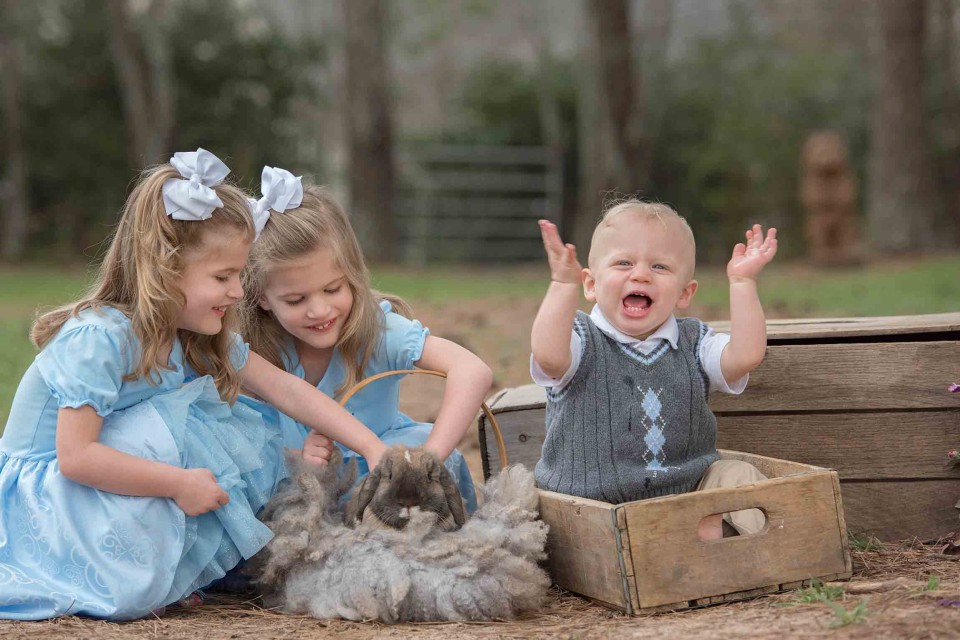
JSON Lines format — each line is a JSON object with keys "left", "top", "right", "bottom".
{"left": 346, "top": 446, "right": 466, "bottom": 531}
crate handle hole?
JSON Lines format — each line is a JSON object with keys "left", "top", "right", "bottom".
{"left": 698, "top": 507, "right": 768, "bottom": 541}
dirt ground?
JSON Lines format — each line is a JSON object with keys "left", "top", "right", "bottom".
{"left": 2, "top": 540, "right": 958, "bottom": 639}
{"left": 4, "top": 296, "right": 960, "bottom": 638}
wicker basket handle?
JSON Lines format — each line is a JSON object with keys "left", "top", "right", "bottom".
{"left": 338, "top": 368, "right": 509, "bottom": 470}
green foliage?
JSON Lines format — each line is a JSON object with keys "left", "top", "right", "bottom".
{"left": 848, "top": 531, "right": 882, "bottom": 553}
{"left": 12, "top": 0, "right": 323, "bottom": 258}
{"left": 451, "top": 58, "right": 577, "bottom": 146}
{"left": 826, "top": 598, "right": 869, "bottom": 627}
{"left": 170, "top": 0, "right": 324, "bottom": 187}
{"left": 923, "top": 574, "right": 941, "bottom": 591}
{"left": 0, "top": 268, "right": 89, "bottom": 432}
{"left": 21, "top": 0, "right": 130, "bottom": 256}
{"left": 789, "top": 579, "right": 844, "bottom": 604}
{"left": 650, "top": 4, "right": 871, "bottom": 263}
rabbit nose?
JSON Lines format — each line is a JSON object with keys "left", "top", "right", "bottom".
{"left": 396, "top": 480, "right": 420, "bottom": 508}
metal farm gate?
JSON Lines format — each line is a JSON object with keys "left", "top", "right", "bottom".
{"left": 397, "top": 144, "right": 563, "bottom": 264}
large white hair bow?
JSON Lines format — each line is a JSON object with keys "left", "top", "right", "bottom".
{"left": 249, "top": 166, "right": 304, "bottom": 239}
{"left": 161, "top": 148, "right": 231, "bottom": 221}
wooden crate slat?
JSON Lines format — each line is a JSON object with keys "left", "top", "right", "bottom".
{"left": 624, "top": 472, "right": 849, "bottom": 608}
{"left": 717, "top": 411, "right": 960, "bottom": 480}
{"left": 707, "top": 312, "right": 960, "bottom": 340}
{"left": 709, "top": 341, "right": 960, "bottom": 412}
{"left": 481, "top": 407, "right": 545, "bottom": 472}
{"left": 538, "top": 491, "right": 630, "bottom": 611}
{"left": 840, "top": 480, "right": 960, "bottom": 541}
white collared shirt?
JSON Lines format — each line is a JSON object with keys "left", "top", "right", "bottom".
{"left": 530, "top": 306, "right": 748, "bottom": 395}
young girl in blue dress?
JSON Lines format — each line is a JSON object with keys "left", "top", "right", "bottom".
{"left": 238, "top": 168, "right": 492, "bottom": 511}
{"left": 0, "top": 150, "right": 386, "bottom": 621}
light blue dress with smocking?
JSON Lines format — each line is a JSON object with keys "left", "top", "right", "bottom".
{"left": 0, "top": 307, "right": 286, "bottom": 620}
{"left": 239, "top": 301, "right": 477, "bottom": 511}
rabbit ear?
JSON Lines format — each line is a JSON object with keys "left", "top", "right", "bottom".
{"left": 438, "top": 464, "right": 467, "bottom": 529}
{"left": 348, "top": 460, "right": 383, "bottom": 524}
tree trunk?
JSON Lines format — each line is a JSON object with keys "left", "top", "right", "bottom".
{"left": 105, "top": 0, "right": 173, "bottom": 169}
{"left": 867, "top": 0, "right": 944, "bottom": 253}
{"left": 575, "top": 0, "right": 648, "bottom": 254}
{"left": 343, "top": 0, "right": 397, "bottom": 262}
{"left": 0, "top": 0, "right": 29, "bottom": 261}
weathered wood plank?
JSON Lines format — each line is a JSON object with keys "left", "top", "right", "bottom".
{"left": 707, "top": 313, "right": 960, "bottom": 340}
{"left": 480, "top": 406, "right": 545, "bottom": 476}
{"left": 537, "top": 490, "right": 627, "bottom": 610}
{"left": 625, "top": 472, "right": 849, "bottom": 608}
{"left": 716, "top": 449, "right": 823, "bottom": 478}
{"left": 840, "top": 480, "right": 960, "bottom": 541}
{"left": 716, "top": 411, "right": 960, "bottom": 480}
{"left": 709, "top": 342, "right": 960, "bottom": 412}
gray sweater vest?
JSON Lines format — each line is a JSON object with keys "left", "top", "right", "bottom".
{"left": 534, "top": 312, "right": 720, "bottom": 503}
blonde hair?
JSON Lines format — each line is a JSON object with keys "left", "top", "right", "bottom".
{"left": 32, "top": 164, "right": 255, "bottom": 403}
{"left": 240, "top": 185, "right": 411, "bottom": 398}
{"left": 589, "top": 199, "right": 697, "bottom": 276}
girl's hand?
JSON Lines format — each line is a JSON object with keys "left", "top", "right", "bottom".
{"left": 727, "top": 225, "right": 778, "bottom": 282}
{"left": 302, "top": 430, "right": 335, "bottom": 465}
{"left": 539, "top": 220, "right": 582, "bottom": 284}
{"left": 173, "top": 468, "right": 229, "bottom": 516}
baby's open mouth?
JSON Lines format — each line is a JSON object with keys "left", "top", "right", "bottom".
{"left": 623, "top": 293, "right": 652, "bottom": 317}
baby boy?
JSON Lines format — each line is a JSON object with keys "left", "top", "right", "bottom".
{"left": 530, "top": 200, "right": 777, "bottom": 538}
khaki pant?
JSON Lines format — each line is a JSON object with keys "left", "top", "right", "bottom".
{"left": 696, "top": 459, "right": 768, "bottom": 535}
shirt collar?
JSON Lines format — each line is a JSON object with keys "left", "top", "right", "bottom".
{"left": 589, "top": 305, "right": 679, "bottom": 349}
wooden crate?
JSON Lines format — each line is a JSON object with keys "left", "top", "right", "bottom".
{"left": 537, "top": 451, "right": 851, "bottom": 613}
{"left": 478, "top": 312, "right": 960, "bottom": 542}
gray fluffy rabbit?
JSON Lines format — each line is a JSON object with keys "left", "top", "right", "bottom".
{"left": 346, "top": 445, "right": 466, "bottom": 531}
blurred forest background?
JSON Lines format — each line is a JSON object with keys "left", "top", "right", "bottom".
{"left": 3, "top": 0, "right": 960, "bottom": 428}
{"left": 1, "top": 0, "right": 959, "bottom": 266}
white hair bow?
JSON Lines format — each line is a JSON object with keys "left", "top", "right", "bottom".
{"left": 161, "top": 148, "right": 231, "bottom": 221}
{"left": 249, "top": 166, "right": 304, "bottom": 239}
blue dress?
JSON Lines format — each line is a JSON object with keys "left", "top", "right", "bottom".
{"left": 239, "top": 301, "right": 477, "bottom": 511}
{"left": 0, "top": 307, "right": 286, "bottom": 620}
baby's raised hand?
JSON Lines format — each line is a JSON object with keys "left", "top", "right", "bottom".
{"left": 302, "top": 430, "right": 335, "bottom": 466}
{"left": 727, "top": 225, "right": 778, "bottom": 282}
{"left": 173, "top": 468, "right": 229, "bottom": 516}
{"left": 539, "top": 220, "right": 582, "bottom": 284}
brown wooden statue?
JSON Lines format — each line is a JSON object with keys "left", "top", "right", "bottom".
{"left": 800, "top": 132, "right": 860, "bottom": 266}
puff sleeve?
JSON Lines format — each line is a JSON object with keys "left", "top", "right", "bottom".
{"left": 227, "top": 332, "right": 251, "bottom": 371}
{"left": 379, "top": 300, "right": 430, "bottom": 371}
{"left": 34, "top": 325, "right": 131, "bottom": 418}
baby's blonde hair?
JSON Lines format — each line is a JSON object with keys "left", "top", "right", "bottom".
{"left": 240, "top": 185, "right": 410, "bottom": 398}
{"left": 589, "top": 199, "right": 697, "bottom": 277}
{"left": 32, "top": 164, "right": 255, "bottom": 403}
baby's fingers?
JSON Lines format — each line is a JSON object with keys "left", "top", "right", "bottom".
{"left": 539, "top": 220, "right": 564, "bottom": 250}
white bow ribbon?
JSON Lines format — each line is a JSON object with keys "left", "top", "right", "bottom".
{"left": 249, "top": 166, "right": 304, "bottom": 239}
{"left": 161, "top": 148, "right": 231, "bottom": 221}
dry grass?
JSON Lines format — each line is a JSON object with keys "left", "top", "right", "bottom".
{"left": 3, "top": 539, "right": 959, "bottom": 639}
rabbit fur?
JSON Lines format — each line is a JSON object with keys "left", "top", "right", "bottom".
{"left": 346, "top": 445, "right": 466, "bottom": 532}
{"left": 256, "top": 448, "right": 550, "bottom": 622}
